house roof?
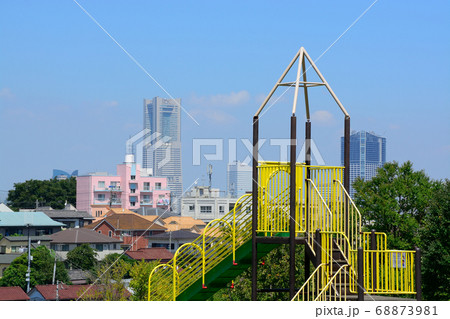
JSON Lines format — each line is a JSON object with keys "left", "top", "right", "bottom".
{"left": 0, "top": 286, "right": 30, "bottom": 301}
{"left": 0, "top": 253, "right": 22, "bottom": 264}
{"left": 43, "top": 210, "right": 94, "bottom": 220}
{"left": 150, "top": 230, "right": 201, "bottom": 240}
{"left": 85, "top": 212, "right": 166, "bottom": 232}
{"left": 0, "top": 211, "right": 65, "bottom": 227}
{"left": 133, "top": 207, "right": 179, "bottom": 217}
{"left": 0, "top": 203, "right": 13, "bottom": 212}
{"left": 29, "top": 284, "right": 103, "bottom": 301}
{"left": 1, "top": 235, "right": 52, "bottom": 243}
{"left": 50, "top": 228, "right": 122, "bottom": 244}
{"left": 162, "top": 216, "right": 206, "bottom": 232}
{"left": 125, "top": 247, "right": 173, "bottom": 261}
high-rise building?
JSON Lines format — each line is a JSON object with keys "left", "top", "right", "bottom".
{"left": 142, "top": 97, "right": 183, "bottom": 212}
{"left": 227, "top": 161, "right": 252, "bottom": 198}
{"left": 341, "top": 131, "right": 386, "bottom": 196}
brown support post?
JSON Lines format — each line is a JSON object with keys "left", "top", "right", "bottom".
{"left": 370, "top": 229, "right": 377, "bottom": 292}
{"left": 314, "top": 229, "right": 322, "bottom": 265}
{"left": 289, "top": 115, "right": 297, "bottom": 299}
{"left": 357, "top": 247, "right": 364, "bottom": 301}
{"left": 415, "top": 247, "right": 422, "bottom": 301}
{"left": 251, "top": 116, "right": 259, "bottom": 301}
{"left": 344, "top": 117, "right": 350, "bottom": 241}
{"left": 304, "top": 120, "right": 311, "bottom": 280}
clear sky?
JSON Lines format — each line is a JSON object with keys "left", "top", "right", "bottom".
{"left": 1, "top": 0, "right": 449, "bottom": 201}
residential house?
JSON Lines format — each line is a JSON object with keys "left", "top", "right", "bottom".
{"left": 0, "top": 211, "right": 64, "bottom": 237}
{"left": 162, "top": 216, "right": 206, "bottom": 233}
{"left": 0, "top": 253, "right": 21, "bottom": 277}
{"left": 0, "top": 287, "right": 30, "bottom": 301}
{"left": 27, "top": 284, "right": 118, "bottom": 301}
{"left": 20, "top": 203, "right": 94, "bottom": 228}
{"left": 147, "top": 230, "right": 201, "bottom": 253}
{"left": 0, "top": 235, "right": 52, "bottom": 254}
{"left": 125, "top": 247, "right": 173, "bottom": 263}
{"left": 50, "top": 228, "right": 123, "bottom": 260}
{"left": 84, "top": 209, "right": 166, "bottom": 251}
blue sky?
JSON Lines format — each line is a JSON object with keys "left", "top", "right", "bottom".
{"left": 1, "top": 0, "right": 449, "bottom": 201}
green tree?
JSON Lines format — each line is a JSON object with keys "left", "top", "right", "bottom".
{"left": 81, "top": 259, "right": 131, "bottom": 301}
{"left": 420, "top": 179, "right": 450, "bottom": 300}
{"left": 212, "top": 244, "right": 306, "bottom": 301}
{"left": 7, "top": 177, "right": 76, "bottom": 210}
{"left": 66, "top": 244, "right": 98, "bottom": 271}
{"left": 353, "top": 161, "right": 435, "bottom": 249}
{"left": 129, "top": 259, "right": 160, "bottom": 300}
{"left": 0, "top": 246, "right": 69, "bottom": 290}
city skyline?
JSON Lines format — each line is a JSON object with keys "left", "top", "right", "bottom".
{"left": 1, "top": 1, "right": 449, "bottom": 202}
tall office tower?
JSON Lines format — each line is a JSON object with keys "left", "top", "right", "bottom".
{"left": 341, "top": 131, "right": 386, "bottom": 196}
{"left": 142, "top": 97, "right": 183, "bottom": 212}
{"left": 227, "top": 161, "right": 252, "bottom": 198}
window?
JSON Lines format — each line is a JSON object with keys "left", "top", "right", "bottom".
{"left": 189, "top": 205, "right": 195, "bottom": 211}
{"left": 130, "top": 188, "right": 136, "bottom": 194}
{"left": 130, "top": 201, "right": 136, "bottom": 207}
{"left": 142, "top": 195, "right": 151, "bottom": 203}
{"left": 98, "top": 181, "right": 105, "bottom": 188}
{"left": 155, "top": 182, "right": 161, "bottom": 190}
{"left": 95, "top": 210, "right": 102, "bottom": 217}
{"left": 95, "top": 244, "right": 103, "bottom": 251}
{"left": 62, "top": 244, "right": 69, "bottom": 252}
{"left": 108, "top": 230, "right": 112, "bottom": 237}
{"left": 98, "top": 231, "right": 102, "bottom": 234}
{"left": 219, "top": 205, "right": 225, "bottom": 214}
{"left": 143, "top": 182, "right": 150, "bottom": 191}
{"left": 200, "top": 205, "right": 212, "bottom": 214}
{"left": 97, "top": 194, "right": 105, "bottom": 201}
{"left": 131, "top": 175, "right": 136, "bottom": 180}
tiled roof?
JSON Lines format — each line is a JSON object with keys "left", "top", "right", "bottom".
{"left": 0, "top": 212, "right": 65, "bottom": 227}
{"left": 30, "top": 284, "right": 131, "bottom": 300}
{"left": 50, "top": 228, "right": 122, "bottom": 244}
{"left": 2, "top": 235, "right": 52, "bottom": 242}
{"left": 162, "top": 216, "right": 206, "bottom": 232}
{"left": 30, "top": 284, "right": 97, "bottom": 301}
{"left": 43, "top": 210, "right": 94, "bottom": 220}
{"left": 125, "top": 247, "right": 173, "bottom": 261}
{"left": 0, "top": 253, "right": 23, "bottom": 264}
{"left": 85, "top": 212, "right": 166, "bottom": 231}
{"left": 0, "top": 286, "right": 30, "bottom": 301}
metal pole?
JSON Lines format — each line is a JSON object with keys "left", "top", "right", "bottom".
{"left": 344, "top": 117, "right": 350, "bottom": 242}
{"left": 357, "top": 247, "right": 364, "bottom": 301}
{"left": 370, "top": 229, "right": 377, "bottom": 292}
{"left": 304, "top": 120, "right": 311, "bottom": 280}
{"left": 344, "top": 116, "right": 350, "bottom": 192}
{"left": 251, "top": 116, "right": 259, "bottom": 301}
{"left": 26, "top": 224, "right": 31, "bottom": 293}
{"left": 415, "top": 247, "right": 422, "bottom": 301}
{"left": 289, "top": 115, "right": 297, "bottom": 299}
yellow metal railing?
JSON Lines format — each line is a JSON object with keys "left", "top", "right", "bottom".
{"left": 148, "top": 194, "right": 252, "bottom": 301}
{"left": 291, "top": 263, "right": 327, "bottom": 301}
{"left": 315, "top": 264, "right": 351, "bottom": 301}
{"left": 348, "top": 249, "right": 416, "bottom": 295}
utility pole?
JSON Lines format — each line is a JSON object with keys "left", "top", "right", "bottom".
{"left": 26, "top": 223, "right": 31, "bottom": 293}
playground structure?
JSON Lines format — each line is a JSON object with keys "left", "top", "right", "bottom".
{"left": 148, "top": 47, "right": 421, "bottom": 301}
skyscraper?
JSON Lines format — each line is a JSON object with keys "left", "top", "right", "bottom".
{"left": 142, "top": 97, "right": 183, "bottom": 212}
{"left": 341, "top": 131, "right": 386, "bottom": 196}
{"left": 227, "top": 161, "right": 252, "bottom": 198}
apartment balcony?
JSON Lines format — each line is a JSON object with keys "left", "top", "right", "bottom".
{"left": 93, "top": 200, "right": 122, "bottom": 205}
{"left": 140, "top": 188, "right": 153, "bottom": 193}
{"left": 93, "top": 187, "right": 122, "bottom": 192}
{"left": 140, "top": 201, "right": 153, "bottom": 206}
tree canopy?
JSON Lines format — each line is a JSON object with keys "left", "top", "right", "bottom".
{"left": 7, "top": 177, "right": 76, "bottom": 210}
{"left": 0, "top": 246, "right": 69, "bottom": 291}
{"left": 66, "top": 244, "right": 98, "bottom": 271}
{"left": 353, "top": 161, "right": 436, "bottom": 249}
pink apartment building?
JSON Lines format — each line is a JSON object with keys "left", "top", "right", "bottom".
{"left": 77, "top": 155, "right": 171, "bottom": 217}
